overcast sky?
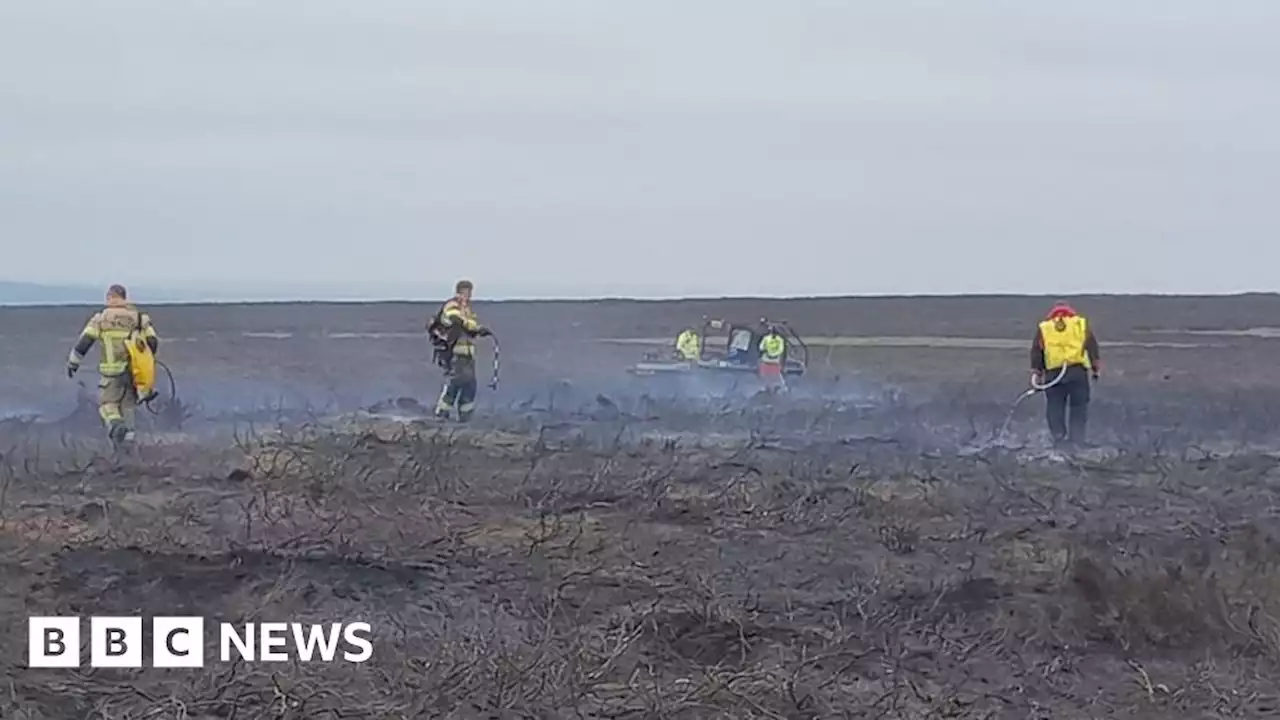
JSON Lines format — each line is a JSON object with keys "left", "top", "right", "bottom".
{"left": 2, "top": 1, "right": 1278, "bottom": 299}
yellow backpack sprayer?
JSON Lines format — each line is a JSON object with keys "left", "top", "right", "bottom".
{"left": 111, "top": 310, "right": 180, "bottom": 420}
{"left": 126, "top": 311, "right": 158, "bottom": 403}
{"left": 130, "top": 309, "right": 180, "bottom": 420}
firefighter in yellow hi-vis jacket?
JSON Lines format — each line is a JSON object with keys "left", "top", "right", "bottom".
{"left": 427, "top": 279, "right": 490, "bottom": 422}
{"left": 66, "top": 284, "right": 159, "bottom": 446}
{"left": 1030, "top": 300, "right": 1100, "bottom": 446}
{"left": 674, "top": 327, "right": 701, "bottom": 361}
{"left": 757, "top": 325, "right": 787, "bottom": 391}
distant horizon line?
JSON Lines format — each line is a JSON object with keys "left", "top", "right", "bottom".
{"left": 4, "top": 290, "right": 1280, "bottom": 308}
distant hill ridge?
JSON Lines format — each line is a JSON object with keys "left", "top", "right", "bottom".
{"left": 0, "top": 281, "right": 248, "bottom": 305}
{"left": 0, "top": 281, "right": 103, "bottom": 305}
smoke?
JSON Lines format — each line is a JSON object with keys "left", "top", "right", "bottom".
{"left": 11, "top": 352, "right": 1280, "bottom": 462}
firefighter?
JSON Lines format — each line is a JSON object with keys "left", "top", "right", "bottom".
{"left": 65, "top": 284, "right": 159, "bottom": 446}
{"left": 1030, "top": 300, "right": 1100, "bottom": 446}
{"left": 758, "top": 325, "right": 786, "bottom": 390}
{"left": 430, "top": 279, "right": 490, "bottom": 421}
{"left": 674, "top": 326, "right": 701, "bottom": 361}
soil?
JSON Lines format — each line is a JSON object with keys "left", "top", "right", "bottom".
{"left": 2, "top": 295, "right": 1279, "bottom": 718}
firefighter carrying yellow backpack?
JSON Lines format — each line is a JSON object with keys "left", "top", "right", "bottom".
{"left": 126, "top": 311, "right": 158, "bottom": 402}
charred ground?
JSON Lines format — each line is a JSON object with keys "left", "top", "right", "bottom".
{"left": 2, "top": 295, "right": 1280, "bottom": 718}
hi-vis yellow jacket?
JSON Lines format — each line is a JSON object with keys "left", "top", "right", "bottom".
{"left": 69, "top": 304, "right": 159, "bottom": 376}
{"left": 759, "top": 333, "right": 785, "bottom": 363}
{"left": 675, "top": 329, "right": 700, "bottom": 361}
{"left": 438, "top": 297, "right": 481, "bottom": 356}
{"left": 1032, "top": 314, "right": 1100, "bottom": 372}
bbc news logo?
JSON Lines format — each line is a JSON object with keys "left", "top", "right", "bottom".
{"left": 28, "top": 617, "right": 373, "bottom": 668}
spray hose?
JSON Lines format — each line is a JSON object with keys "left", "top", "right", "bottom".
{"left": 487, "top": 332, "right": 501, "bottom": 390}
{"left": 143, "top": 360, "right": 179, "bottom": 415}
{"left": 997, "top": 364, "right": 1069, "bottom": 436}
{"left": 1029, "top": 363, "right": 1068, "bottom": 392}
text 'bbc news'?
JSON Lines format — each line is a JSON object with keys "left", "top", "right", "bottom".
{"left": 28, "top": 617, "right": 373, "bottom": 668}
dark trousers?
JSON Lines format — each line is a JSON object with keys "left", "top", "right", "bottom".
{"left": 436, "top": 355, "right": 478, "bottom": 420}
{"left": 1044, "top": 364, "right": 1091, "bottom": 443}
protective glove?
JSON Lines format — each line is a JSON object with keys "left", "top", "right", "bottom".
{"left": 1091, "top": 361, "right": 1101, "bottom": 381}
{"left": 66, "top": 362, "right": 79, "bottom": 379}
{"left": 1029, "top": 370, "right": 1043, "bottom": 388}
{"left": 476, "top": 327, "right": 493, "bottom": 337}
